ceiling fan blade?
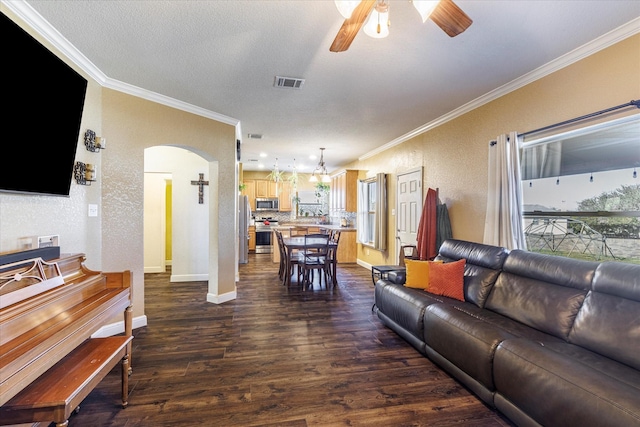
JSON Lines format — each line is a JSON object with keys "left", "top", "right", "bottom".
{"left": 429, "top": 0, "right": 472, "bottom": 37}
{"left": 330, "top": 0, "right": 376, "bottom": 52}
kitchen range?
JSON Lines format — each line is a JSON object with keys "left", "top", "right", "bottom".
{"left": 255, "top": 217, "right": 278, "bottom": 253}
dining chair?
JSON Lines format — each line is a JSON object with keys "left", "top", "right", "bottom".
{"left": 274, "top": 230, "right": 286, "bottom": 281}
{"left": 276, "top": 230, "right": 301, "bottom": 285}
{"left": 326, "top": 230, "right": 341, "bottom": 286}
{"left": 300, "top": 234, "right": 330, "bottom": 287}
{"left": 399, "top": 244, "right": 419, "bottom": 266}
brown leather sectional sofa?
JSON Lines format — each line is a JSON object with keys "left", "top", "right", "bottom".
{"left": 373, "top": 239, "right": 640, "bottom": 427}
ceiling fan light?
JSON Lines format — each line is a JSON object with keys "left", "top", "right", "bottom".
{"left": 413, "top": 0, "right": 440, "bottom": 23}
{"left": 364, "top": 2, "right": 390, "bottom": 38}
{"left": 334, "top": 0, "right": 360, "bottom": 19}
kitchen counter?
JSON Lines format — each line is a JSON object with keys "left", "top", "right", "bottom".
{"left": 276, "top": 223, "right": 356, "bottom": 232}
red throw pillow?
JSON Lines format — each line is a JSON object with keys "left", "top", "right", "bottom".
{"left": 427, "top": 259, "right": 466, "bottom": 301}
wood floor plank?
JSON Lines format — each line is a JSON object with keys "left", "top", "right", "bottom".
{"left": 60, "top": 253, "right": 513, "bottom": 426}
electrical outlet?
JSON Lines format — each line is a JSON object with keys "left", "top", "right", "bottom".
{"left": 88, "top": 204, "right": 98, "bottom": 217}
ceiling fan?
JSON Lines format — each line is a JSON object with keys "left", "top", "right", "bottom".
{"left": 330, "top": 0, "right": 473, "bottom": 52}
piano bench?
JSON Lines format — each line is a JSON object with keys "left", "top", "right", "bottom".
{"left": 0, "top": 336, "right": 133, "bottom": 427}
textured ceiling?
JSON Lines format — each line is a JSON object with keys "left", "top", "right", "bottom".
{"left": 17, "top": 0, "right": 640, "bottom": 172}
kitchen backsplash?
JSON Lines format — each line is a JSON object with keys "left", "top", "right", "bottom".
{"left": 253, "top": 210, "right": 356, "bottom": 226}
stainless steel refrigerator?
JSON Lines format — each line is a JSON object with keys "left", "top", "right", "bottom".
{"left": 238, "top": 195, "right": 251, "bottom": 264}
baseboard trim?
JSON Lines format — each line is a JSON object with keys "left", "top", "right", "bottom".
{"left": 357, "top": 259, "right": 373, "bottom": 270}
{"left": 207, "top": 289, "right": 237, "bottom": 304}
{"left": 91, "top": 315, "right": 148, "bottom": 338}
{"left": 170, "top": 273, "right": 208, "bottom": 282}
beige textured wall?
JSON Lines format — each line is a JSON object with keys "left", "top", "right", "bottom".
{"left": 101, "top": 89, "right": 236, "bottom": 318}
{"left": 243, "top": 171, "right": 317, "bottom": 192}
{"left": 0, "top": 8, "right": 103, "bottom": 267}
{"left": 345, "top": 34, "right": 640, "bottom": 267}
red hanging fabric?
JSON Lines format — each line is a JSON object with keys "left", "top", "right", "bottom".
{"left": 416, "top": 188, "right": 438, "bottom": 260}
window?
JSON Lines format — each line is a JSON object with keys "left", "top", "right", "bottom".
{"left": 357, "top": 173, "right": 387, "bottom": 250}
{"left": 521, "top": 114, "right": 640, "bottom": 263}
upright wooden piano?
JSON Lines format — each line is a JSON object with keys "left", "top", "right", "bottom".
{"left": 0, "top": 252, "right": 132, "bottom": 427}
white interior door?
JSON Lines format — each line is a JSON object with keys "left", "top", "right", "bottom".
{"left": 396, "top": 168, "right": 423, "bottom": 264}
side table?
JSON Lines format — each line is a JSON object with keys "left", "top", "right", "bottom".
{"left": 371, "top": 265, "right": 406, "bottom": 286}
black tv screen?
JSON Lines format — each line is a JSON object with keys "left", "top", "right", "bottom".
{"left": 1, "top": 12, "right": 88, "bottom": 196}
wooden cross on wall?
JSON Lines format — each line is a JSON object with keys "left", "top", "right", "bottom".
{"left": 191, "top": 173, "right": 209, "bottom": 204}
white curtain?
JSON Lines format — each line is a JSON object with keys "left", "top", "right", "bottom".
{"left": 483, "top": 132, "right": 528, "bottom": 250}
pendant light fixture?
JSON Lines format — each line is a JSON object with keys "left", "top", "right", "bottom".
{"left": 364, "top": 1, "right": 390, "bottom": 39}
{"left": 309, "top": 148, "right": 332, "bottom": 183}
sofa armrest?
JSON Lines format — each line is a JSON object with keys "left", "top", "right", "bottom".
{"left": 388, "top": 270, "right": 406, "bottom": 285}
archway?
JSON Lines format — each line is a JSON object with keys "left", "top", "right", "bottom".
{"left": 144, "top": 146, "right": 235, "bottom": 303}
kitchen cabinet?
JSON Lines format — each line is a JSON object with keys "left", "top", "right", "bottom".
{"left": 330, "top": 170, "right": 358, "bottom": 214}
{"left": 334, "top": 229, "right": 357, "bottom": 263}
{"left": 248, "top": 226, "right": 256, "bottom": 252}
{"left": 256, "top": 180, "right": 277, "bottom": 198}
{"left": 255, "top": 180, "right": 267, "bottom": 197}
{"left": 251, "top": 179, "right": 290, "bottom": 211}
{"left": 244, "top": 179, "right": 280, "bottom": 211}
{"left": 242, "top": 180, "right": 256, "bottom": 211}
{"left": 279, "top": 184, "right": 292, "bottom": 212}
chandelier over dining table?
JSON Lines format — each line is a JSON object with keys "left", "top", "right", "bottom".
{"left": 309, "top": 148, "right": 332, "bottom": 183}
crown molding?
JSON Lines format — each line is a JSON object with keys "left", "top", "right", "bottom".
{"left": 102, "top": 78, "right": 239, "bottom": 126}
{"left": 2, "top": 0, "right": 107, "bottom": 84}
{"left": 359, "top": 16, "right": 640, "bottom": 161}
{"left": 2, "top": 0, "right": 239, "bottom": 127}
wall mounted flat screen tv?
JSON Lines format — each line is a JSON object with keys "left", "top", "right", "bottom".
{"left": 1, "top": 12, "right": 88, "bottom": 196}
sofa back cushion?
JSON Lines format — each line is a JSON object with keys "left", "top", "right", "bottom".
{"left": 485, "top": 250, "right": 597, "bottom": 339}
{"left": 435, "top": 239, "right": 509, "bottom": 308}
{"left": 569, "top": 261, "right": 640, "bottom": 370}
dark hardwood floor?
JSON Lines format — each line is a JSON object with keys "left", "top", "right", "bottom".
{"left": 64, "top": 253, "right": 513, "bottom": 427}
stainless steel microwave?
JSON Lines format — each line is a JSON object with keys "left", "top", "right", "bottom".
{"left": 255, "top": 197, "right": 279, "bottom": 211}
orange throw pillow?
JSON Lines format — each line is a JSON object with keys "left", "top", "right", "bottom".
{"left": 404, "top": 259, "right": 443, "bottom": 289}
{"left": 427, "top": 259, "right": 466, "bottom": 301}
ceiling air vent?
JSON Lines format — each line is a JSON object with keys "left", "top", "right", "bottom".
{"left": 274, "top": 76, "right": 305, "bottom": 89}
{"left": 247, "top": 133, "right": 263, "bottom": 139}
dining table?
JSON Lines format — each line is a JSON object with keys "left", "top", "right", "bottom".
{"left": 282, "top": 236, "right": 338, "bottom": 286}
